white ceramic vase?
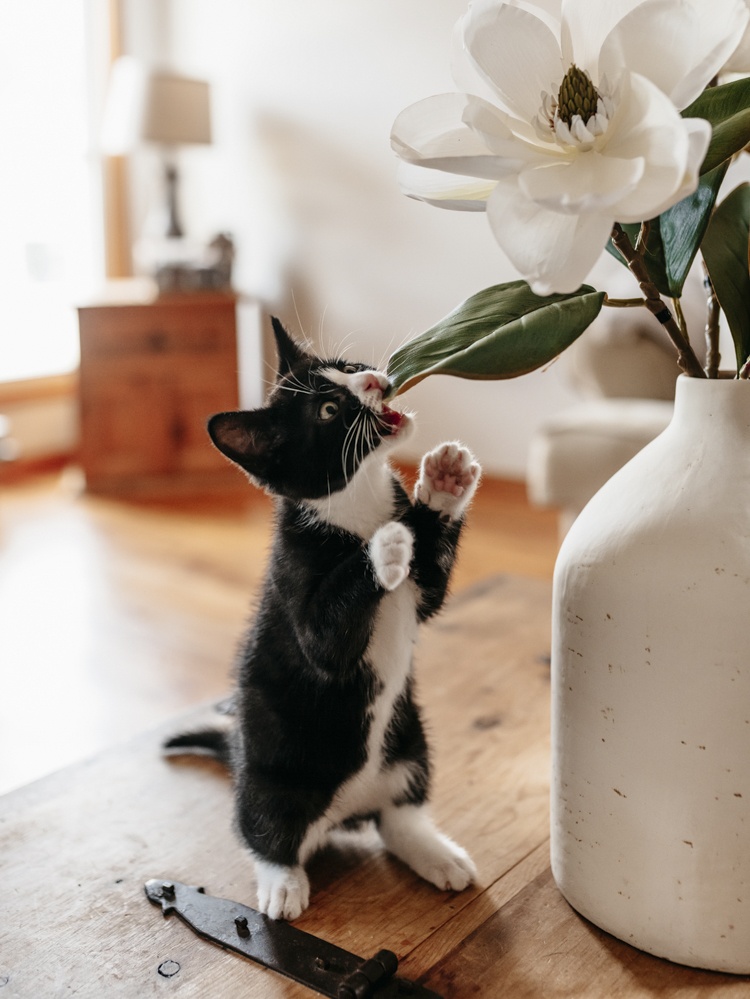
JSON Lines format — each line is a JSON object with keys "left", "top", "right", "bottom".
{"left": 551, "top": 374, "right": 750, "bottom": 973}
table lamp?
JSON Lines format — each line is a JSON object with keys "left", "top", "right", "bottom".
{"left": 101, "top": 56, "right": 212, "bottom": 239}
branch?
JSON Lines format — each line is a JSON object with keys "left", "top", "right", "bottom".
{"left": 701, "top": 261, "right": 721, "bottom": 379}
{"left": 603, "top": 296, "right": 648, "bottom": 308}
{"left": 610, "top": 223, "right": 706, "bottom": 378}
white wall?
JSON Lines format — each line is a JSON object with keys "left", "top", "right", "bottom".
{"left": 126, "top": 0, "right": 588, "bottom": 477}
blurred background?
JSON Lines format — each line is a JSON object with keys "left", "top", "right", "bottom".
{"left": 1, "top": 0, "right": 744, "bottom": 796}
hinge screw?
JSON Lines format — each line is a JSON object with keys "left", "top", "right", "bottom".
{"left": 235, "top": 915, "right": 250, "bottom": 938}
{"left": 161, "top": 882, "right": 175, "bottom": 900}
{"left": 315, "top": 957, "right": 329, "bottom": 970}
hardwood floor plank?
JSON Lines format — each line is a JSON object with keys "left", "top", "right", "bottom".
{"left": 398, "top": 840, "right": 552, "bottom": 980}
{"left": 422, "top": 867, "right": 750, "bottom": 998}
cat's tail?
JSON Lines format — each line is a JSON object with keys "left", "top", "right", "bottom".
{"left": 162, "top": 728, "right": 233, "bottom": 767}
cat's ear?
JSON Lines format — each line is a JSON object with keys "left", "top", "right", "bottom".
{"left": 271, "top": 316, "right": 308, "bottom": 379}
{"left": 208, "top": 410, "right": 276, "bottom": 478}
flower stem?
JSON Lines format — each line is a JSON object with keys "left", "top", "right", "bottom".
{"left": 603, "top": 296, "right": 647, "bottom": 308}
{"left": 701, "top": 261, "right": 721, "bottom": 379}
{"left": 610, "top": 223, "right": 706, "bottom": 378}
{"left": 671, "top": 297, "right": 690, "bottom": 343}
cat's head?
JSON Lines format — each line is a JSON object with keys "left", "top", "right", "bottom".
{"left": 208, "top": 318, "right": 414, "bottom": 500}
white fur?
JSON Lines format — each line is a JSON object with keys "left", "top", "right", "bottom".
{"left": 415, "top": 442, "right": 481, "bottom": 521}
{"left": 370, "top": 522, "right": 413, "bottom": 590}
{"left": 379, "top": 803, "right": 477, "bottom": 891}
{"left": 255, "top": 859, "right": 310, "bottom": 921}
{"left": 320, "top": 367, "right": 389, "bottom": 411}
{"left": 304, "top": 454, "right": 398, "bottom": 539}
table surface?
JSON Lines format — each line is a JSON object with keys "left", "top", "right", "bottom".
{"left": 1, "top": 575, "right": 748, "bottom": 999}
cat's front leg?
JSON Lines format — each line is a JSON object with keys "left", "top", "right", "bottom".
{"left": 415, "top": 442, "right": 481, "bottom": 521}
{"left": 254, "top": 858, "right": 310, "bottom": 921}
{"left": 379, "top": 803, "right": 477, "bottom": 892}
{"left": 369, "top": 521, "right": 414, "bottom": 590}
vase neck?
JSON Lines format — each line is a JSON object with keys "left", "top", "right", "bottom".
{"left": 672, "top": 375, "right": 750, "bottom": 438}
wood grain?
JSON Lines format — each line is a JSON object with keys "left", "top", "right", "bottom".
{"left": 0, "top": 471, "right": 557, "bottom": 796}
{"left": 0, "top": 576, "right": 551, "bottom": 997}
{"left": 1, "top": 573, "right": 746, "bottom": 996}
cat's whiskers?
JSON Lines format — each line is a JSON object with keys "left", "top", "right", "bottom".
{"left": 341, "top": 408, "right": 365, "bottom": 486}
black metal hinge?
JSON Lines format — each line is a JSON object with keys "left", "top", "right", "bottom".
{"left": 145, "top": 878, "right": 443, "bottom": 999}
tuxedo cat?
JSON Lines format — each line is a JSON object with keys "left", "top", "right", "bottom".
{"left": 165, "top": 318, "right": 481, "bottom": 920}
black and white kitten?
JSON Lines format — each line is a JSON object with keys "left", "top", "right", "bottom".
{"left": 166, "top": 318, "right": 481, "bottom": 920}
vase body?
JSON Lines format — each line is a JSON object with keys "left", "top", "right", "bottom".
{"left": 551, "top": 376, "right": 750, "bottom": 973}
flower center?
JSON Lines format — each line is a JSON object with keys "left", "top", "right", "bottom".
{"left": 557, "top": 65, "right": 599, "bottom": 127}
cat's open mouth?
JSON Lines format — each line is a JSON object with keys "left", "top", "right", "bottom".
{"left": 379, "top": 404, "right": 405, "bottom": 435}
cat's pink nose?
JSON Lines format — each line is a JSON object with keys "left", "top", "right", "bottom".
{"left": 362, "top": 375, "right": 383, "bottom": 394}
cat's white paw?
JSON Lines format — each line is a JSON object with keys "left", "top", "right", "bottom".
{"left": 411, "top": 834, "right": 477, "bottom": 892}
{"left": 255, "top": 860, "right": 310, "bottom": 921}
{"left": 379, "top": 804, "right": 477, "bottom": 892}
{"left": 370, "top": 521, "right": 413, "bottom": 591}
{"left": 416, "top": 442, "right": 481, "bottom": 520}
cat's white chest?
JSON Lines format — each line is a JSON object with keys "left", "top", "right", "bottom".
{"left": 297, "top": 580, "right": 419, "bottom": 861}
{"left": 336, "top": 580, "right": 419, "bottom": 807}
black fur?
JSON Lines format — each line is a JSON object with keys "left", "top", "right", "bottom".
{"left": 166, "top": 318, "right": 471, "bottom": 887}
{"left": 163, "top": 728, "right": 232, "bottom": 764}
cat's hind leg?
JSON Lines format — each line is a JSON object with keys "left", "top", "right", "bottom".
{"left": 379, "top": 803, "right": 477, "bottom": 892}
{"left": 254, "top": 859, "right": 310, "bottom": 921}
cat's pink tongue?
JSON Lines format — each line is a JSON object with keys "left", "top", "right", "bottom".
{"left": 380, "top": 405, "right": 404, "bottom": 434}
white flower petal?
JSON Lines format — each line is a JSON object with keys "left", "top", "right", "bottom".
{"left": 391, "top": 93, "right": 533, "bottom": 180}
{"left": 723, "top": 19, "right": 750, "bottom": 73}
{"left": 519, "top": 152, "right": 645, "bottom": 213}
{"left": 487, "top": 176, "right": 615, "bottom": 293}
{"left": 603, "top": 72, "right": 707, "bottom": 221}
{"left": 671, "top": 0, "right": 750, "bottom": 108}
{"left": 560, "top": 0, "right": 643, "bottom": 80}
{"left": 614, "top": 115, "right": 710, "bottom": 221}
{"left": 462, "top": 100, "right": 561, "bottom": 160}
{"left": 397, "top": 162, "right": 495, "bottom": 211}
{"left": 599, "top": 0, "right": 749, "bottom": 111}
{"left": 463, "top": 2, "right": 564, "bottom": 122}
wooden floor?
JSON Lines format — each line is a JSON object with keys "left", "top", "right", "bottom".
{"left": 0, "top": 465, "right": 559, "bottom": 796}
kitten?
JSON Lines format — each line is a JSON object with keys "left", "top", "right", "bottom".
{"left": 165, "top": 318, "right": 481, "bottom": 920}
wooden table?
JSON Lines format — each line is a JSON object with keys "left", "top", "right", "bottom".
{"left": 1, "top": 576, "right": 747, "bottom": 997}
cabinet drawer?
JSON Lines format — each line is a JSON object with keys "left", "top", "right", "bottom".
{"left": 78, "top": 299, "right": 236, "bottom": 361}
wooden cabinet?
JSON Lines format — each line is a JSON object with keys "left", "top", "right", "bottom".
{"left": 78, "top": 293, "right": 242, "bottom": 494}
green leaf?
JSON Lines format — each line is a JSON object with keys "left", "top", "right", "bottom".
{"left": 604, "top": 164, "right": 728, "bottom": 298}
{"left": 682, "top": 77, "right": 750, "bottom": 174}
{"left": 385, "top": 281, "right": 605, "bottom": 397}
{"left": 701, "top": 183, "right": 750, "bottom": 371}
{"left": 659, "top": 162, "right": 729, "bottom": 296}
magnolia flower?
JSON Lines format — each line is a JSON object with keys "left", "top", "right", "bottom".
{"left": 392, "top": 0, "right": 749, "bottom": 294}
{"left": 722, "top": 0, "right": 750, "bottom": 73}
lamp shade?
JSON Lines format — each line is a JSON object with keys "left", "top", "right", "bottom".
{"left": 101, "top": 57, "right": 212, "bottom": 154}
{"left": 142, "top": 75, "right": 211, "bottom": 146}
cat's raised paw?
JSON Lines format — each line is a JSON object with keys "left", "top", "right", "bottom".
{"left": 370, "top": 521, "right": 413, "bottom": 591}
{"left": 255, "top": 860, "right": 310, "bottom": 921}
{"left": 416, "top": 442, "right": 481, "bottom": 520}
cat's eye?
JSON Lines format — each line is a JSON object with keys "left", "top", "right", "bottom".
{"left": 343, "top": 365, "right": 358, "bottom": 373}
{"left": 318, "top": 400, "right": 339, "bottom": 421}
